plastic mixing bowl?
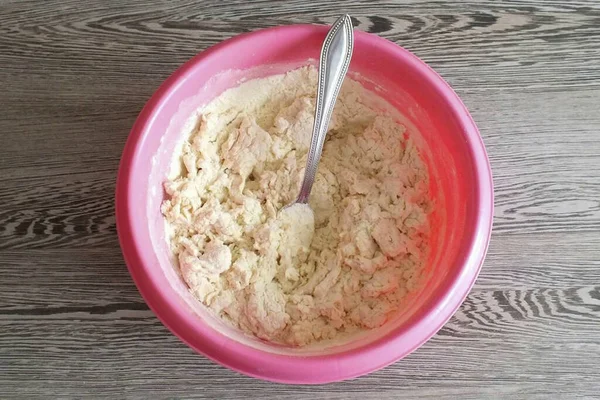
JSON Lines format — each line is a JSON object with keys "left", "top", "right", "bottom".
{"left": 116, "top": 24, "right": 493, "bottom": 384}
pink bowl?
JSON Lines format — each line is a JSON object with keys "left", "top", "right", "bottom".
{"left": 116, "top": 24, "right": 493, "bottom": 384}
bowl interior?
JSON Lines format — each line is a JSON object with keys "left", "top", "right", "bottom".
{"left": 122, "top": 25, "right": 488, "bottom": 377}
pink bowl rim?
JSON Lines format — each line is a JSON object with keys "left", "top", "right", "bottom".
{"left": 115, "top": 24, "right": 494, "bottom": 384}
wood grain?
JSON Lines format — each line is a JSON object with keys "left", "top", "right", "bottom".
{"left": 1, "top": 0, "right": 600, "bottom": 398}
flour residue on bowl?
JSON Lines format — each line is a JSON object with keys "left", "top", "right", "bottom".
{"left": 160, "top": 65, "right": 432, "bottom": 346}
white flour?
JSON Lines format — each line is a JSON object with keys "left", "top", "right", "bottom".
{"left": 161, "top": 66, "right": 431, "bottom": 346}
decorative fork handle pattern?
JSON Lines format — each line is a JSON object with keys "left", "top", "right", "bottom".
{"left": 295, "top": 14, "right": 354, "bottom": 204}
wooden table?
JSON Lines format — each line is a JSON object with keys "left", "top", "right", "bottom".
{"left": 2, "top": 1, "right": 599, "bottom": 398}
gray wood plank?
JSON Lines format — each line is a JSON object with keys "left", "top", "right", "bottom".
{"left": 1, "top": 0, "right": 599, "bottom": 398}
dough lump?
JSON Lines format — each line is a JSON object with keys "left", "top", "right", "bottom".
{"left": 161, "top": 66, "right": 431, "bottom": 346}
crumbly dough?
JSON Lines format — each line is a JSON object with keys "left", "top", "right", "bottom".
{"left": 161, "top": 66, "right": 431, "bottom": 346}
